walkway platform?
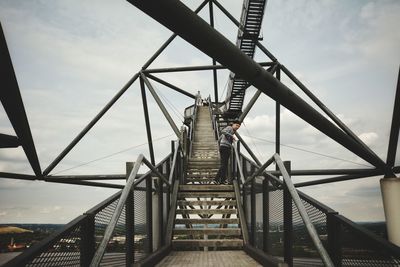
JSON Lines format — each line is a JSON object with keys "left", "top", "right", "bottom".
{"left": 156, "top": 251, "right": 262, "bottom": 266}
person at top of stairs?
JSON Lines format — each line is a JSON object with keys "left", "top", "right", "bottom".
{"left": 215, "top": 120, "right": 241, "bottom": 184}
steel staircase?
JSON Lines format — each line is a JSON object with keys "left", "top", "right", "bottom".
{"left": 172, "top": 106, "right": 244, "bottom": 250}
{"left": 187, "top": 106, "right": 219, "bottom": 183}
{"left": 224, "top": 0, "right": 267, "bottom": 118}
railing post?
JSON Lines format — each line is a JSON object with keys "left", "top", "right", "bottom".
{"left": 263, "top": 177, "right": 270, "bottom": 253}
{"left": 228, "top": 148, "right": 233, "bottom": 181}
{"left": 146, "top": 176, "right": 153, "bottom": 253}
{"left": 327, "top": 213, "right": 342, "bottom": 267}
{"left": 126, "top": 162, "right": 135, "bottom": 266}
{"left": 250, "top": 178, "right": 256, "bottom": 246}
{"left": 81, "top": 213, "right": 95, "bottom": 267}
{"left": 283, "top": 161, "right": 293, "bottom": 267}
{"left": 158, "top": 165, "right": 164, "bottom": 247}
{"left": 242, "top": 162, "right": 248, "bottom": 227}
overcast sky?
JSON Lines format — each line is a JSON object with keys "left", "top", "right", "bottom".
{"left": 0, "top": 0, "right": 399, "bottom": 224}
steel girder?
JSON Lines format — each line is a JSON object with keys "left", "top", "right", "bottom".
{"left": 126, "top": 0, "right": 386, "bottom": 170}
{"left": 0, "top": 23, "right": 42, "bottom": 176}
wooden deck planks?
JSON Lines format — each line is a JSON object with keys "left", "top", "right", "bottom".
{"left": 156, "top": 251, "right": 262, "bottom": 266}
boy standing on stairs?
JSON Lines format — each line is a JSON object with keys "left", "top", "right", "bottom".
{"left": 215, "top": 120, "right": 241, "bottom": 184}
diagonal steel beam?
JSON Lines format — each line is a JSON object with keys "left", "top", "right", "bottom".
{"left": 213, "top": 0, "right": 384, "bottom": 168}
{"left": 140, "top": 73, "right": 181, "bottom": 138}
{"left": 0, "top": 23, "right": 42, "bottom": 176}
{"left": 385, "top": 67, "right": 400, "bottom": 176}
{"left": 146, "top": 73, "right": 196, "bottom": 99}
{"left": 127, "top": 0, "right": 386, "bottom": 170}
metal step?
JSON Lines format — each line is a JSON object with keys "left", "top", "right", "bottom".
{"left": 185, "top": 178, "right": 216, "bottom": 183}
{"left": 176, "top": 209, "right": 237, "bottom": 215}
{"left": 186, "top": 173, "right": 217, "bottom": 178}
{"left": 177, "top": 200, "right": 237, "bottom": 206}
{"left": 175, "top": 218, "right": 239, "bottom": 224}
{"left": 179, "top": 185, "right": 233, "bottom": 191}
{"left": 178, "top": 192, "right": 235, "bottom": 198}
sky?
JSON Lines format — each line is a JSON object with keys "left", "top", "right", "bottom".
{"left": 0, "top": 0, "right": 399, "bottom": 224}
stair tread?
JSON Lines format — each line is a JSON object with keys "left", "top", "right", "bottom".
{"left": 179, "top": 185, "right": 233, "bottom": 191}
{"left": 175, "top": 218, "right": 239, "bottom": 224}
{"left": 176, "top": 200, "right": 236, "bottom": 205}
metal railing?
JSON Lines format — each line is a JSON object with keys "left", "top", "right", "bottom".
{"left": 231, "top": 144, "right": 400, "bottom": 266}
{"left": 5, "top": 142, "right": 183, "bottom": 267}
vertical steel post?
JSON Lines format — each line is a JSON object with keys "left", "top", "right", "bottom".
{"left": 125, "top": 162, "right": 135, "bottom": 266}
{"left": 250, "top": 178, "right": 256, "bottom": 246}
{"left": 158, "top": 165, "right": 164, "bottom": 246}
{"left": 146, "top": 176, "right": 153, "bottom": 253}
{"left": 276, "top": 67, "right": 281, "bottom": 156}
{"left": 242, "top": 161, "right": 248, "bottom": 226}
{"left": 263, "top": 178, "right": 270, "bottom": 253}
{"left": 81, "top": 213, "right": 95, "bottom": 267}
{"left": 236, "top": 142, "right": 241, "bottom": 181}
{"left": 327, "top": 212, "right": 342, "bottom": 267}
{"left": 140, "top": 77, "right": 156, "bottom": 165}
{"left": 283, "top": 161, "right": 293, "bottom": 267}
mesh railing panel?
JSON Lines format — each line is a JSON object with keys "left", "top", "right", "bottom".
{"left": 94, "top": 197, "right": 126, "bottom": 267}
{"left": 268, "top": 188, "right": 284, "bottom": 257}
{"left": 254, "top": 190, "right": 263, "bottom": 250}
{"left": 291, "top": 198, "right": 326, "bottom": 266}
{"left": 26, "top": 224, "right": 82, "bottom": 266}
{"left": 133, "top": 182, "right": 148, "bottom": 262}
{"left": 341, "top": 223, "right": 400, "bottom": 266}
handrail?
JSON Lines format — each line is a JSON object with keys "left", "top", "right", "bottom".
{"left": 165, "top": 179, "right": 180, "bottom": 245}
{"left": 233, "top": 143, "right": 245, "bottom": 184}
{"left": 90, "top": 153, "right": 171, "bottom": 266}
{"left": 168, "top": 140, "right": 180, "bottom": 184}
{"left": 233, "top": 180, "right": 249, "bottom": 245}
{"left": 273, "top": 154, "right": 334, "bottom": 267}
{"left": 189, "top": 97, "right": 198, "bottom": 158}
{"left": 207, "top": 95, "right": 218, "bottom": 140}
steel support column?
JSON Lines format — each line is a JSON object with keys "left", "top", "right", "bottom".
{"left": 276, "top": 67, "right": 281, "bottom": 156}
{"left": 126, "top": 0, "right": 385, "bottom": 170}
{"left": 262, "top": 178, "right": 270, "bottom": 252}
{"left": 283, "top": 161, "right": 293, "bottom": 267}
